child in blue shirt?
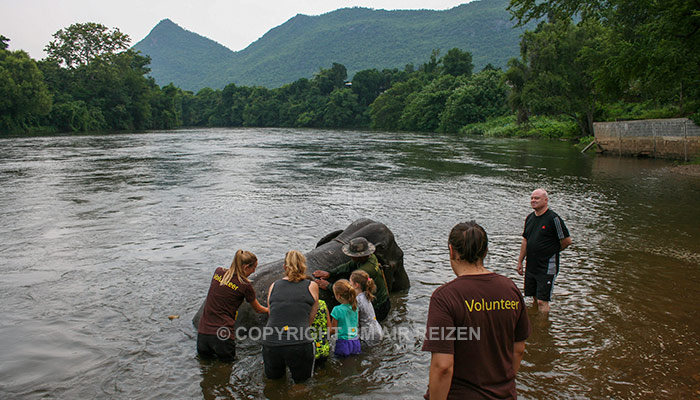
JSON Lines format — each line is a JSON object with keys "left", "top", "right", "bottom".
{"left": 330, "top": 279, "right": 361, "bottom": 357}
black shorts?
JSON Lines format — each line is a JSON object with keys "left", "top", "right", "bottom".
{"left": 524, "top": 272, "right": 557, "bottom": 302}
{"left": 262, "top": 342, "right": 315, "bottom": 383}
{"left": 197, "top": 333, "right": 236, "bottom": 362}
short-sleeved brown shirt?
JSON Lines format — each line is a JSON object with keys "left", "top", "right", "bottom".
{"left": 198, "top": 267, "right": 256, "bottom": 335}
{"left": 422, "top": 272, "right": 530, "bottom": 399}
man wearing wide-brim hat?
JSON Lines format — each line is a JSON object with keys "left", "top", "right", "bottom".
{"left": 313, "top": 237, "right": 391, "bottom": 322}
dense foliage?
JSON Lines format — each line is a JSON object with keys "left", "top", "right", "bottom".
{"left": 2, "top": 0, "right": 697, "bottom": 138}
{"left": 1, "top": 26, "right": 186, "bottom": 134}
{"left": 505, "top": 0, "right": 700, "bottom": 135}
{"left": 0, "top": 36, "right": 51, "bottom": 133}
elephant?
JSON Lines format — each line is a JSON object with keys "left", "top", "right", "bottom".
{"left": 192, "top": 218, "right": 409, "bottom": 329}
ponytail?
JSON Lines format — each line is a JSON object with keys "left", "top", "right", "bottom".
{"left": 333, "top": 279, "right": 357, "bottom": 311}
{"left": 220, "top": 249, "right": 257, "bottom": 286}
{"left": 448, "top": 221, "right": 488, "bottom": 264}
{"left": 350, "top": 269, "right": 376, "bottom": 303}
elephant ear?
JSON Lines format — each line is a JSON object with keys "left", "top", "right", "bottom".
{"left": 315, "top": 229, "right": 344, "bottom": 248}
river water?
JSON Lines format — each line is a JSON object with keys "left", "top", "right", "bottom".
{"left": 1, "top": 128, "right": 698, "bottom": 399}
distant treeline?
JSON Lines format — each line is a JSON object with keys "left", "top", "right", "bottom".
{"left": 2, "top": 0, "right": 698, "bottom": 137}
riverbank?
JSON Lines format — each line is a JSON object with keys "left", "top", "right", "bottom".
{"left": 668, "top": 163, "right": 700, "bottom": 176}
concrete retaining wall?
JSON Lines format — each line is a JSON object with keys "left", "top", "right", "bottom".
{"left": 593, "top": 118, "right": 700, "bottom": 160}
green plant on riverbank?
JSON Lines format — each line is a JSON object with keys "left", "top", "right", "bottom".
{"left": 459, "top": 115, "right": 578, "bottom": 139}
{"left": 575, "top": 135, "right": 595, "bottom": 150}
{"left": 600, "top": 101, "right": 681, "bottom": 122}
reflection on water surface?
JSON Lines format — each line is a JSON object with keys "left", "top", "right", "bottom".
{"left": 1, "top": 128, "right": 698, "bottom": 399}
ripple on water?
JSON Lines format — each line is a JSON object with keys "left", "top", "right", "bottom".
{"left": 1, "top": 128, "right": 699, "bottom": 399}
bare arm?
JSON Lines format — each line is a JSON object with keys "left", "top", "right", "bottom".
{"left": 517, "top": 238, "right": 527, "bottom": 276}
{"left": 560, "top": 236, "right": 572, "bottom": 251}
{"left": 513, "top": 340, "right": 526, "bottom": 373}
{"left": 428, "top": 353, "right": 454, "bottom": 400}
{"left": 249, "top": 299, "right": 269, "bottom": 314}
{"left": 308, "top": 281, "right": 319, "bottom": 325}
{"left": 329, "top": 316, "right": 338, "bottom": 334}
{"left": 266, "top": 282, "right": 275, "bottom": 313}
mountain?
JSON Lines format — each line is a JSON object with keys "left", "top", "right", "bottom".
{"left": 133, "top": 0, "right": 532, "bottom": 91}
{"left": 132, "top": 19, "right": 235, "bottom": 91}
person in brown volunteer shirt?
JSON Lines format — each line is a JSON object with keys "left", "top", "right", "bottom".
{"left": 197, "top": 250, "right": 269, "bottom": 362}
{"left": 423, "top": 221, "right": 530, "bottom": 400}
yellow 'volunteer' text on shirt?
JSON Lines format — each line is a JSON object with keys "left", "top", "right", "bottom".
{"left": 213, "top": 274, "right": 239, "bottom": 291}
{"left": 465, "top": 298, "right": 519, "bottom": 312}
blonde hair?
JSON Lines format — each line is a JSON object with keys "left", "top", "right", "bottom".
{"left": 284, "top": 250, "right": 308, "bottom": 282}
{"left": 350, "top": 269, "right": 376, "bottom": 303}
{"left": 220, "top": 250, "right": 257, "bottom": 286}
{"left": 333, "top": 279, "right": 357, "bottom": 311}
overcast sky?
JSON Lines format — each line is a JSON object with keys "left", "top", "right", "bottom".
{"left": 1, "top": 0, "right": 474, "bottom": 60}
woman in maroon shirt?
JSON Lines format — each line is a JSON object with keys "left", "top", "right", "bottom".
{"left": 197, "top": 250, "right": 269, "bottom": 362}
{"left": 423, "top": 222, "right": 530, "bottom": 399}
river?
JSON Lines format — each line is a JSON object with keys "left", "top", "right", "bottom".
{"left": 1, "top": 128, "right": 699, "bottom": 399}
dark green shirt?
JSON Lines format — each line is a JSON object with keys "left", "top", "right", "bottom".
{"left": 328, "top": 254, "right": 389, "bottom": 306}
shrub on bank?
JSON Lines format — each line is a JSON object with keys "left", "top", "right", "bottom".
{"left": 459, "top": 115, "right": 577, "bottom": 139}
{"left": 599, "top": 101, "right": 680, "bottom": 121}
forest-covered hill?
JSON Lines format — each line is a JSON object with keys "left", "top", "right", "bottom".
{"left": 133, "top": 0, "right": 533, "bottom": 91}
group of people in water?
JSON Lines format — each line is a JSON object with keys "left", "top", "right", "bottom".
{"left": 196, "top": 236, "right": 391, "bottom": 383}
{"left": 196, "top": 188, "right": 571, "bottom": 399}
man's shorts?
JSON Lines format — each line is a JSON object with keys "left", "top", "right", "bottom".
{"left": 524, "top": 272, "right": 557, "bottom": 302}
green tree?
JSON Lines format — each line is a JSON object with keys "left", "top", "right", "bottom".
{"left": 369, "top": 78, "right": 423, "bottom": 131}
{"left": 508, "top": 0, "right": 700, "bottom": 115}
{"left": 219, "top": 83, "right": 252, "bottom": 126}
{"left": 508, "top": 0, "right": 606, "bottom": 25}
{"left": 243, "top": 87, "right": 280, "bottom": 127}
{"left": 0, "top": 40, "right": 52, "bottom": 133}
{"left": 418, "top": 49, "right": 441, "bottom": 76}
{"left": 512, "top": 20, "right": 602, "bottom": 136}
{"left": 314, "top": 63, "right": 348, "bottom": 95}
{"left": 440, "top": 70, "right": 510, "bottom": 132}
{"left": 350, "top": 69, "right": 384, "bottom": 107}
{"left": 275, "top": 78, "right": 317, "bottom": 127}
{"left": 323, "top": 88, "right": 361, "bottom": 128}
{"left": 503, "top": 58, "right": 530, "bottom": 123}
{"left": 45, "top": 22, "right": 130, "bottom": 68}
{"left": 399, "top": 75, "right": 460, "bottom": 132}
{"left": 149, "top": 83, "right": 184, "bottom": 129}
{"left": 37, "top": 23, "right": 176, "bottom": 132}
{"left": 440, "top": 48, "right": 474, "bottom": 77}
{"left": 190, "top": 87, "right": 221, "bottom": 126}
{"left": 72, "top": 50, "right": 154, "bottom": 130}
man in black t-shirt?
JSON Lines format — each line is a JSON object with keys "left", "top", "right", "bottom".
{"left": 517, "top": 188, "right": 572, "bottom": 313}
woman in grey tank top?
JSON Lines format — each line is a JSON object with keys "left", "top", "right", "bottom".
{"left": 262, "top": 250, "right": 319, "bottom": 383}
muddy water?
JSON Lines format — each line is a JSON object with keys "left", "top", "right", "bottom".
{"left": 1, "top": 128, "right": 698, "bottom": 399}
